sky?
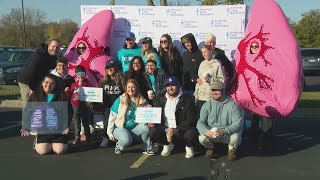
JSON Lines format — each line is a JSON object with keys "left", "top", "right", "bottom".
{"left": 0, "top": 0, "right": 318, "bottom": 25}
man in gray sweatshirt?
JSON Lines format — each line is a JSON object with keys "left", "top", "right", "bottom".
{"left": 196, "top": 80, "right": 243, "bottom": 160}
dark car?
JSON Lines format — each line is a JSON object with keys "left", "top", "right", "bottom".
{"left": 301, "top": 48, "right": 320, "bottom": 75}
{"left": 0, "top": 46, "right": 24, "bottom": 54}
{"left": 0, "top": 49, "right": 35, "bottom": 84}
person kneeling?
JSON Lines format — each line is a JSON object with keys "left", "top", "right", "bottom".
{"left": 106, "top": 79, "right": 154, "bottom": 155}
{"left": 197, "top": 80, "right": 243, "bottom": 161}
{"left": 149, "top": 76, "right": 198, "bottom": 158}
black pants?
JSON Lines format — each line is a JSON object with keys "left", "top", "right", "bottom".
{"left": 72, "top": 102, "right": 90, "bottom": 137}
{"left": 102, "top": 108, "right": 111, "bottom": 137}
{"left": 149, "top": 125, "right": 199, "bottom": 147}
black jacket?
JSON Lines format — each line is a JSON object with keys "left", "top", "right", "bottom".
{"left": 154, "top": 93, "right": 197, "bottom": 133}
{"left": 143, "top": 68, "right": 167, "bottom": 98}
{"left": 18, "top": 44, "right": 57, "bottom": 90}
{"left": 159, "top": 48, "right": 183, "bottom": 83}
{"left": 180, "top": 33, "right": 203, "bottom": 90}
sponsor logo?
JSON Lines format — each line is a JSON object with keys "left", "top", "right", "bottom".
{"left": 124, "top": 19, "right": 141, "bottom": 27}
{"left": 82, "top": 7, "right": 99, "bottom": 15}
{"left": 152, "top": 20, "right": 168, "bottom": 28}
{"left": 181, "top": 20, "right": 198, "bottom": 28}
{"left": 137, "top": 31, "right": 153, "bottom": 39}
{"left": 194, "top": 32, "right": 208, "bottom": 41}
{"left": 196, "top": 8, "right": 214, "bottom": 16}
{"left": 211, "top": 19, "right": 229, "bottom": 28}
{"left": 110, "top": 6, "right": 128, "bottom": 15}
{"left": 166, "top": 8, "right": 184, "bottom": 16}
{"left": 138, "top": 7, "right": 155, "bottom": 16}
{"left": 226, "top": 32, "right": 244, "bottom": 40}
{"left": 226, "top": 6, "right": 245, "bottom": 15}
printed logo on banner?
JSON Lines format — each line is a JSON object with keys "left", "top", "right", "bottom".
{"left": 211, "top": 19, "right": 229, "bottom": 28}
{"left": 181, "top": 20, "right": 198, "bottom": 28}
{"left": 82, "top": 7, "right": 99, "bottom": 15}
{"left": 227, "top": 6, "right": 245, "bottom": 15}
{"left": 166, "top": 8, "right": 184, "bottom": 16}
{"left": 138, "top": 7, "right": 155, "bottom": 16}
{"left": 196, "top": 8, "right": 214, "bottom": 16}
{"left": 124, "top": 19, "right": 141, "bottom": 27}
{"left": 226, "top": 32, "right": 243, "bottom": 40}
{"left": 194, "top": 32, "right": 208, "bottom": 41}
{"left": 152, "top": 20, "right": 168, "bottom": 28}
{"left": 137, "top": 31, "right": 153, "bottom": 39}
{"left": 110, "top": 6, "right": 128, "bottom": 15}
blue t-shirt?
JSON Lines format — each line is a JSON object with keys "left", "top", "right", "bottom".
{"left": 149, "top": 74, "right": 156, "bottom": 93}
{"left": 46, "top": 94, "right": 55, "bottom": 102}
{"left": 111, "top": 97, "right": 137, "bottom": 130}
{"left": 117, "top": 47, "right": 142, "bottom": 73}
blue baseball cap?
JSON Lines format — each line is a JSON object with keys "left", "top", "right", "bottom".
{"left": 165, "top": 76, "right": 180, "bottom": 86}
{"left": 126, "top": 32, "right": 135, "bottom": 40}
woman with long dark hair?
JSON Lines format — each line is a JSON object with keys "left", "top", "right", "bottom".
{"left": 20, "top": 74, "right": 69, "bottom": 155}
{"left": 158, "top": 34, "right": 183, "bottom": 82}
{"left": 124, "top": 56, "right": 151, "bottom": 99}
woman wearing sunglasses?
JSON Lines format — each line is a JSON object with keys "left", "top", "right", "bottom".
{"left": 158, "top": 34, "right": 183, "bottom": 83}
{"left": 77, "top": 42, "right": 87, "bottom": 55}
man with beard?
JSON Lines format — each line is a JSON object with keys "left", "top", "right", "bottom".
{"left": 148, "top": 76, "right": 198, "bottom": 158}
{"left": 18, "top": 39, "right": 62, "bottom": 106}
{"left": 197, "top": 80, "right": 243, "bottom": 161}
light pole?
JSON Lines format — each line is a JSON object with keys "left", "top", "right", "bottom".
{"left": 21, "top": 0, "right": 26, "bottom": 48}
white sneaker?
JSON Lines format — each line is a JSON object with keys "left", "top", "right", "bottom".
{"left": 80, "top": 126, "right": 84, "bottom": 135}
{"left": 99, "top": 137, "right": 109, "bottom": 148}
{"left": 185, "top": 146, "right": 194, "bottom": 159}
{"left": 89, "top": 125, "right": 95, "bottom": 134}
{"left": 161, "top": 143, "right": 174, "bottom": 156}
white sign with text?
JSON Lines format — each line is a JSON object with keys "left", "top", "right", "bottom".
{"left": 79, "top": 87, "right": 103, "bottom": 102}
{"left": 135, "top": 107, "right": 162, "bottom": 124}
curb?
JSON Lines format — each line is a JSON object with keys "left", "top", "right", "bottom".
{"left": 0, "top": 100, "right": 22, "bottom": 108}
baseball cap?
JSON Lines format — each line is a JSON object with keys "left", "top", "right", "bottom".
{"left": 141, "top": 37, "right": 152, "bottom": 44}
{"left": 165, "top": 76, "right": 180, "bottom": 86}
{"left": 210, "top": 80, "right": 224, "bottom": 90}
{"left": 125, "top": 32, "right": 135, "bottom": 40}
{"left": 105, "top": 60, "right": 117, "bottom": 69}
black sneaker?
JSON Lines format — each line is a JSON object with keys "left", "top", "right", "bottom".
{"left": 143, "top": 150, "right": 156, "bottom": 156}
{"left": 72, "top": 136, "right": 80, "bottom": 145}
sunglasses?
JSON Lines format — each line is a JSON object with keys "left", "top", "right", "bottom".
{"left": 76, "top": 72, "right": 86, "bottom": 77}
{"left": 250, "top": 45, "right": 259, "bottom": 49}
{"left": 77, "top": 46, "right": 86, "bottom": 50}
{"left": 160, "top": 40, "right": 168, "bottom": 44}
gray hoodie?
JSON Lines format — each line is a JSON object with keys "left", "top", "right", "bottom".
{"left": 196, "top": 96, "right": 242, "bottom": 136}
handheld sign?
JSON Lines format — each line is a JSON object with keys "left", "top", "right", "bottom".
{"left": 135, "top": 107, "right": 162, "bottom": 124}
{"left": 79, "top": 87, "right": 103, "bottom": 102}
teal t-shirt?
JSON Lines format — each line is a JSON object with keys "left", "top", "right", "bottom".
{"left": 149, "top": 74, "right": 156, "bottom": 93}
{"left": 117, "top": 47, "right": 142, "bottom": 73}
{"left": 111, "top": 97, "right": 137, "bottom": 130}
{"left": 142, "top": 53, "right": 162, "bottom": 69}
{"left": 46, "top": 94, "right": 55, "bottom": 102}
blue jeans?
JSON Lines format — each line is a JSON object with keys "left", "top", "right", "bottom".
{"left": 113, "top": 123, "right": 152, "bottom": 151}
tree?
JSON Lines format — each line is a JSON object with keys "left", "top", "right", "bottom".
{"left": 168, "top": 0, "right": 191, "bottom": 6}
{"left": 0, "top": 8, "right": 46, "bottom": 48}
{"left": 44, "top": 20, "right": 78, "bottom": 46}
{"left": 200, "top": 0, "right": 243, "bottom": 5}
{"left": 293, "top": 9, "right": 320, "bottom": 48}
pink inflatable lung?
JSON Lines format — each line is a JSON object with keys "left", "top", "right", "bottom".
{"left": 65, "top": 10, "right": 114, "bottom": 87}
{"left": 231, "top": 0, "right": 303, "bottom": 118}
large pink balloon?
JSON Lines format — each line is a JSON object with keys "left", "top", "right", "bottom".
{"left": 65, "top": 10, "right": 114, "bottom": 87}
{"left": 231, "top": 0, "right": 303, "bottom": 118}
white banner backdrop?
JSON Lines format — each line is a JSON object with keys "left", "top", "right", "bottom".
{"left": 80, "top": 5, "right": 246, "bottom": 60}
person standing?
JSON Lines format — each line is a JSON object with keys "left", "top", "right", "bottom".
{"left": 117, "top": 32, "right": 142, "bottom": 73}
{"left": 141, "top": 37, "right": 162, "bottom": 69}
{"left": 158, "top": 34, "right": 183, "bottom": 83}
{"left": 180, "top": 33, "right": 203, "bottom": 95}
{"left": 18, "top": 39, "right": 62, "bottom": 106}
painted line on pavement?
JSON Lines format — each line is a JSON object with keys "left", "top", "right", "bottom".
{"left": 0, "top": 123, "right": 21, "bottom": 131}
{"left": 130, "top": 154, "right": 149, "bottom": 168}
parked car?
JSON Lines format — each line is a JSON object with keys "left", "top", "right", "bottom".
{"left": 301, "top": 48, "right": 320, "bottom": 76}
{"left": 0, "top": 46, "right": 24, "bottom": 54}
{"left": 0, "top": 49, "right": 35, "bottom": 84}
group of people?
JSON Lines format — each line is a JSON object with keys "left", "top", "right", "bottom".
{"left": 18, "top": 31, "right": 271, "bottom": 160}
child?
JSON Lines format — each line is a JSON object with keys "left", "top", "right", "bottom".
{"left": 70, "top": 65, "right": 92, "bottom": 144}
{"left": 20, "top": 74, "right": 69, "bottom": 155}
{"left": 194, "top": 45, "right": 225, "bottom": 110}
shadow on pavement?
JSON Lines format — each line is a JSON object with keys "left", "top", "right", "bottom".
{"left": 120, "top": 172, "right": 168, "bottom": 180}
{"left": 0, "top": 109, "right": 22, "bottom": 139}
